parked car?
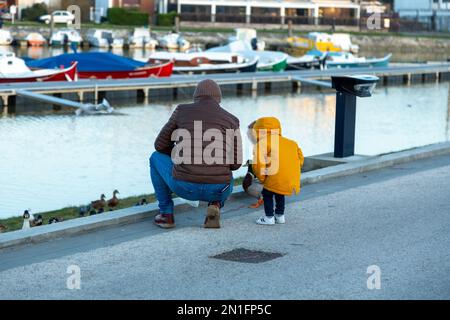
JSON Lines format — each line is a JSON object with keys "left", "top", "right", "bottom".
{"left": 39, "top": 11, "right": 75, "bottom": 24}
{"left": 0, "top": 12, "right": 12, "bottom": 21}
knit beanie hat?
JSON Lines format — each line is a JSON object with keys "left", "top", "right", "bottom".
{"left": 193, "top": 79, "right": 222, "bottom": 103}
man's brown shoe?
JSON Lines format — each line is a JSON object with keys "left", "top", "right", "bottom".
{"left": 154, "top": 213, "right": 175, "bottom": 229}
{"left": 204, "top": 203, "right": 220, "bottom": 229}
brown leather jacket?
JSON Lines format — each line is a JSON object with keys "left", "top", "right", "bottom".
{"left": 154, "top": 96, "right": 242, "bottom": 184}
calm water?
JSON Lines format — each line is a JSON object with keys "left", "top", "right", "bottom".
{"left": 0, "top": 83, "right": 449, "bottom": 218}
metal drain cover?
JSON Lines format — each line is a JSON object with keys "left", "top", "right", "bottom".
{"left": 211, "top": 248, "right": 284, "bottom": 264}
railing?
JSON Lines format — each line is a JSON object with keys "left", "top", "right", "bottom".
{"left": 179, "top": 13, "right": 211, "bottom": 23}
{"left": 215, "top": 14, "right": 246, "bottom": 23}
{"left": 179, "top": 13, "right": 450, "bottom": 32}
{"left": 250, "top": 15, "right": 281, "bottom": 24}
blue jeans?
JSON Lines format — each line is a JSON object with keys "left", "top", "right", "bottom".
{"left": 262, "top": 188, "right": 285, "bottom": 217}
{"left": 149, "top": 151, "right": 233, "bottom": 214}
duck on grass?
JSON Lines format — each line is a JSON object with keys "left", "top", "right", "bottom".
{"left": 0, "top": 192, "right": 155, "bottom": 233}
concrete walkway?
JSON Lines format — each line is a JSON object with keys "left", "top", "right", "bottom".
{"left": 0, "top": 154, "right": 449, "bottom": 299}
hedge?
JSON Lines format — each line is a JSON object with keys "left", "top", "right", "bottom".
{"left": 157, "top": 11, "right": 178, "bottom": 26}
{"left": 21, "top": 3, "right": 48, "bottom": 21}
{"left": 107, "top": 7, "right": 149, "bottom": 26}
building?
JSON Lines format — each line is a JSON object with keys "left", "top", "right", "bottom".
{"left": 394, "top": 0, "right": 450, "bottom": 30}
{"left": 95, "top": 0, "right": 156, "bottom": 21}
{"left": 168, "top": 0, "right": 361, "bottom": 25}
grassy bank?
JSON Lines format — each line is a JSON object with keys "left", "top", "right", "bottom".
{"left": 0, "top": 193, "right": 156, "bottom": 233}
{"left": 0, "top": 177, "right": 244, "bottom": 234}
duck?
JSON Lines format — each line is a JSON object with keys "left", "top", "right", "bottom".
{"left": 22, "top": 210, "right": 32, "bottom": 230}
{"left": 91, "top": 194, "right": 106, "bottom": 211}
{"left": 79, "top": 205, "right": 91, "bottom": 217}
{"left": 48, "top": 217, "right": 63, "bottom": 224}
{"left": 32, "top": 214, "right": 43, "bottom": 227}
{"left": 0, "top": 224, "right": 7, "bottom": 233}
{"left": 107, "top": 190, "right": 120, "bottom": 210}
{"left": 242, "top": 172, "right": 264, "bottom": 209}
{"left": 135, "top": 198, "right": 148, "bottom": 206}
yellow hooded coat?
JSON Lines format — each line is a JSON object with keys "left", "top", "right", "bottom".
{"left": 251, "top": 117, "right": 304, "bottom": 196}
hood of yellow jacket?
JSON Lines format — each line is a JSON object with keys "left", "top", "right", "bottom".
{"left": 252, "top": 117, "right": 282, "bottom": 141}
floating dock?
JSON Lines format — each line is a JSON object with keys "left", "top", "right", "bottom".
{"left": 1, "top": 63, "right": 450, "bottom": 113}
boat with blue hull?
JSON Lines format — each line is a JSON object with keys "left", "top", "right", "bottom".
{"left": 325, "top": 52, "right": 392, "bottom": 69}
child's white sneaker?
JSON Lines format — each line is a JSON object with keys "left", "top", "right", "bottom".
{"left": 275, "top": 214, "right": 285, "bottom": 224}
{"left": 256, "top": 216, "right": 275, "bottom": 225}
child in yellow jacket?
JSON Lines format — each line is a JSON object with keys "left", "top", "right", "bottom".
{"left": 250, "top": 117, "right": 304, "bottom": 225}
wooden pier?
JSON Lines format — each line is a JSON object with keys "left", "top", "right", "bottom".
{"left": 1, "top": 63, "right": 450, "bottom": 113}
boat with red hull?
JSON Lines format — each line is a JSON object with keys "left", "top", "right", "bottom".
{"left": 25, "top": 52, "right": 174, "bottom": 80}
{"left": 0, "top": 52, "right": 78, "bottom": 83}
{"left": 78, "top": 60, "right": 173, "bottom": 79}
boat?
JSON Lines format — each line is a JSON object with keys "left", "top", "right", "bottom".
{"left": 87, "top": 29, "right": 124, "bottom": 48}
{"left": 287, "top": 32, "right": 359, "bottom": 55}
{"left": 129, "top": 28, "right": 158, "bottom": 49}
{"left": 228, "top": 28, "right": 265, "bottom": 51}
{"left": 286, "top": 50, "right": 328, "bottom": 71}
{"left": 26, "top": 32, "right": 46, "bottom": 46}
{"left": 148, "top": 51, "right": 258, "bottom": 74}
{"left": 208, "top": 41, "right": 287, "bottom": 72}
{"left": 25, "top": 52, "right": 173, "bottom": 79}
{"left": 159, "top": 32, "right": 190, "bottom": 51}
{"left": 325, "top": 52, "right": 392, "bottom": 69}
{"left": 50, "top": 29, "right": 82, "bottom": 47}
{"left": 0, "top": 30, "right": 13, "bottom": 46}
{"left": 0, "top": 52, "right": 77, "bottom": 83}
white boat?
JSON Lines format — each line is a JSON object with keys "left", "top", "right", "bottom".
{"left": 330, "top": 33, "right": 359, "bottom": 54}
{"left": 148, "top": 51, "right": 258, "bottom": 74}
{"left": 159, "top": 33, "right": 190, "bottom": 51}
{"left": 0, "top": 30, "right": 13, "bottom": 46}
{"left": 87, "top": 29, "right": 124, "bottom": 48}
{"left": 50, "top": 29, "right": 82, "bottom": 47}
{"left": 208, "top": 41, "right": 287, "bottom": 72}
{"left": 129, "top": 28, "right": 158, "bottom": 49}
{"left": 228, "top": 28, "right": 265, "bottom": 51}
{"left": 26, "top": 32, "right": 47, "bottom": 46}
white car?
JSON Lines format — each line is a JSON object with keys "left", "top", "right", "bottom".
{"left": 39, "top": 11, "right": 75, "bottom": 24}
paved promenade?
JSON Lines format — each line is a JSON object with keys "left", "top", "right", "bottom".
{"left": 0, "top": 154, "right": 449, "bottom": 299}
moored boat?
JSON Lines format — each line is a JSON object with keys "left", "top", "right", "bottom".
{"left": 0, "top": 30, "right": 13, "bottom": 46}
{"left": 159, "top": 32, "right": 190, "bottom": 51}
{"left": 287, "top": 32, "right": 359, "bottom": 55}
{"left": 325, "top": 52, "right": 392, "bottom": 69}
{"left": 286, "top": 50, "right": 327, "bottom": 70}
{"left": 208, "top": 41, "right": 287, "bottom": 72}
{"left": 0, "top": 52, "right": 77, "bottom": 83}
{"left": 87, "top": 29, "right": 124, "bottom": 48}
{"left": 129, "top": 28, "right": 158, "bottom": 49}
{"left": 26, "top": 33, "right": 47, "bottom": 47}
{"left": 148, "top": 51, "right": 258, "bottom": 74}
{"left": 25, "top": 52, "right": 173, "bottom": 79}
{"left": 50, "top": 29, "right": 82, "bottom": 47}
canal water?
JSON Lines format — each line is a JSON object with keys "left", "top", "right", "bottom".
{"left": 0, "top": 83, "right": 449, "bottom": 218}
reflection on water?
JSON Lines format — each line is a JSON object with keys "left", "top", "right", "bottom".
{"left": 0, "top": 83, "right": 449, "bottom": 218}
